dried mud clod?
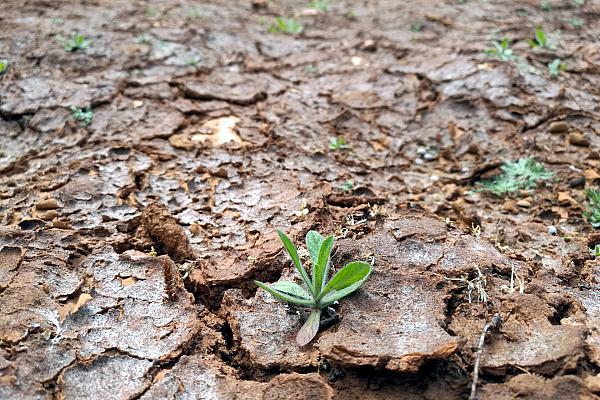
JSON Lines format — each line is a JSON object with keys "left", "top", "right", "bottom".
{"left": 138, "top": 202, "right": 196, "bottom": 262}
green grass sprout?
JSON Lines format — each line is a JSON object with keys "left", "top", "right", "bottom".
{"left": 269, "top": 17, "right": 304, "bottom": 35}
{"left": 59, "top": 33, "right": 92, "bottom": 52}
{"left": 70, "top": 106, "right": 94, "bottom": 127}
{"left": 485, "top": 38, "right": 517, "bottom": 61}
{"left": 476, "top": 158, "right": 553, "bottom": 196}
{"left": 548, "top": 59, "right": 566, "bottom": 77}
{"left": 583, "top": 188, "right": 600, "bottom": 228}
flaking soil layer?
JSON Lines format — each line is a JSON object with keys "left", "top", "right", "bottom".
{"left": 1, "top": 0, "right": 600, "bottom": 399}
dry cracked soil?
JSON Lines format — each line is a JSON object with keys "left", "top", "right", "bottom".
{"left": 1, "top": 0, "right": 600, "bottom": 399}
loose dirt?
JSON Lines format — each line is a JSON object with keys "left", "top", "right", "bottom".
{"left": 1, "top": 0, "right": 599, "bottom": 399}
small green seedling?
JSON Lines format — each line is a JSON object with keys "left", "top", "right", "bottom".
{"left": 329, "top": 137, "right": 349, "bottom": 151}
{"left": 269, "top": 17, "right": 304, "bottom": 35}
{"left": 0, "top": 60, "right": 7, "bottom": 74}
{"left": 186, "top": 56, "right": 200, "bottom": 66}
{"left": 59, "top": 33, "right": 92, "bottom": 52}
{"left": 591, "top": 244, "right": 600, "bottom": 257}
{"left": 569, "top": 18, "right": 584, "bottom": 28}
{"left": 309, "top": 0, "right": 330, "bottom": 12}
{"left": 574, "top": 0, "right": 585, "bottom": 6}
{"left": 485, "top": 38, "right": 517, "bottom": 61}
{"left": 548, "top": 59, "right": 566, "bottom": 77}
{"left": 528, "top": 27, "right": 555, "bottom": 50}
{"left": 541, "top": 0, "right": 551, "bottom": 11}
{"left": 410, "top": 22, "right": 423, "bottom": 32}
{"left": 476, "top": 158, "right": 553, "bottom": 196}
{"left": 583, "top": 188, "right": 600, "bottom": 228}
{"left": 341, "top": 180, "right": 354, "bottom": 192}
{"left": 70, "top": 106, "right": 93, "bottom": 127}
{"left": 255, "top": 230, "right": 373, "bottom": 346}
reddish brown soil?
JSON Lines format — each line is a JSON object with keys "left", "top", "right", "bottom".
{"left": 1, "top": 0, "right": 599, "bottom": 399}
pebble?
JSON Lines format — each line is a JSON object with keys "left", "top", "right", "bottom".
{"left": 360, "top": 39, "right": 377, "bottom": 52}
{"left": 568, "top": 175, "right": 585, "bottom": 188}
{"left": 516, "top": 199, "right": 531, "bottom": 208}
{"left": 568, "top": 132, "right": 590, "bottom": 147}
{"left": 547, "top": 225, "right": 558, "bottom": 235}
{"left": 548, "top": 121, "right": 569, "bottom": 134}
{"left": 35, "top": 198, "right": 59, "bottom": 210}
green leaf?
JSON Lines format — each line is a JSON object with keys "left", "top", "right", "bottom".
{"left": 318, "top": 261, "right": 373, "bottom": 301}
{"left": 535, "top": 28, "right": 546, "bottom": 46}
{"left": 277, "top": 230, "right": 314, "bottom": 294}
{"left": 314, "top": 236, "right": 334, "bottom": 295}
{"left": 269, "top": 281, "right": 312, "bottom": 300}
{"left": 255, "top": 281, "right": 314, "bottom": 307}
{"left": 296, "top": 309, "right": 321, "bottom": 346}
{"left": 306, "top": 230, "right": 325, "bottom": 267}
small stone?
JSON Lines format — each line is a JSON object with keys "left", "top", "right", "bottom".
{"left": 584, "top": 169, "right": 600, "bottom": 182}
{"left": 501, "top": 200, "right": 518, "bottom": 213}
{"left": 548, "top": 121, "right": 569, "bottom": 134}
{"left": 516, "top": 199, "right": 531, "bottom": 208}
{"left": 588, "top": 151, "right": 600, "bottom": 160}
{"left": 38, "top": 210, "right": 59, "bottom": 221}
{"left": 169, "top": 134, "right": 195, "bottom": 150}
{"left": 568, "top": 175, "right": 585, "bottom": 188}
{"left": 568, "top": 132, "right": 590, "bottom": 147}
{"left": 547, "top": 225, "right": 558, "bottom": 235}
{"left": 359, "top": 39, "right": 377, "bottom": 52}
{"left": 252, "top": 0, "right": 268, "bottom": 9}
{"left": 35, "top": 198, "right": 59, "bottom": 210}
{"left": 557, "top": 191, "right": 576, "bottom": 206}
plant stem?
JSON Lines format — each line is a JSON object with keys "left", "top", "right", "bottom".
{"left": 469, "top": 314, "right": 501, "bottom": 400}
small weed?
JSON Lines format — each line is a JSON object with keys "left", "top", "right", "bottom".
{"left": 574, "top": 0, "right": 585, "bottom": 6}
{"left": 485, "top": 38, "right": 517, "bottom": 61}
{"left": 583, "top": 188, "right": 600, "bottom": 228}
{"left": 447, "top": 265, "right": 488, "bottom": 304}
{"left": 59, "top": 33, "right": 92, "bottom": 52}
{"left": 569, "top": 18, "right": 584, "bottom": 28}
{"left": 341, "top": 180, "right": 354, "bottom": 192}
{"left": 527, "top": 27, "right": 555, "bottom": 50}
{"left": 305, "top": 64, "right": 318, "bottom": 74}
{"left": 541, "top": 0, "right": 551, "bottom": 11}
{"left": 255, "top": 230, "right": 373, "bottom": 345}
{"left": 0, "top": 60, "right": 7, "bottom": 74}
{"left": 470, "top": 223, "right": 482, "bottom": 238}
{"left": 186, "top": 56, "right": 200, "bottom": 66}
{"left": 329, "top": 137, "right": 349, "bottom": 151}
{"left": 269, "top": 17, "right": 304, "bottom": 35}
{"left": 134, "top": 34, "right": 152, "bottom": 44}
{"left": 70, "top": 106, "right": 93, "bottom": 127}
{"left": 185, "top": 7, "right": 202, "bottom": 19}
{"left": 145, "top": 6, "right": 159, "bottom": 17}
{"left": 591, "top": 244, "right": 600, "bottom": 257}
{"left": 500, "top": 264, "right": 525, "bottom": 294}
{"left": 548, "top": 59, "right": 566, "bottom": 77}
{"left": 410, "top": 22, "right": 423, "bottom": 32}
{"left": 309, "top": 0, "right": 330, "bottom": 12}
{"left": 476, "top": 158, "right": 553, "bottom": 196}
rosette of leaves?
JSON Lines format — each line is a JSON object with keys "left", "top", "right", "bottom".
{"left": 255, "top": 230, "right": 373, "bottom": 346}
